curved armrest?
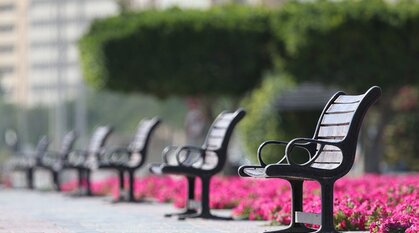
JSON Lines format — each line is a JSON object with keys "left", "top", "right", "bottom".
{"left": 174, "top": 145, "right": 205, "bottom": 167}
{"left": 107, "top": 148, "right": 131, "bottom": 164}
{"left": 285, "top": 138, "right": 341, "bottom": 166}
{"left": 257, "top": 140, "right": 314, "bottom": 167}
{"left": 257, "top": 140, "right": 289, "bottom": 167}
{"left": 162, "top": 145, "right": 179, "bottom": 163}
{"left": 66, "top": 149, "right": 89, "bottom": 164}
{"left": 41, "top": 150, "right": 62, "bottom": 164}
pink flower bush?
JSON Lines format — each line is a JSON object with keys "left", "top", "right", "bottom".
{"left": 60, "top": 174, "right": 418, "bottom": 232}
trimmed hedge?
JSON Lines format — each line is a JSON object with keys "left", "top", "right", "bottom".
{"left": 272, "top": 0, "right": 419, "bottom": 91}
{"left": 80, "top": 1, "right": 419, "bottom": 96}
{"left": 79, "top": 6, "right": 272, "bottom": 97}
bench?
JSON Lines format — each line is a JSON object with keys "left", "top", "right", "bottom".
{"left": 99, "top": 117, "right": 161, "bottom": 202}
{"left": 38, "top": 131, "right": 77, "bottom": 191}
{"left": 63, "top": 126, "right": 113, "bottom": 196}
{"left": 238, "top": 86, "right": 381, "bottom": 233}
{"left": 10, "top": 136, "right": 49, "bottom": 189}
{"left": 149, "top": 109, "right": 245, "bottom": 220}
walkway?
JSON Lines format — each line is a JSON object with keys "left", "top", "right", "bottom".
{"left": 0, "top": 188, "right": 367, "bottom": 233}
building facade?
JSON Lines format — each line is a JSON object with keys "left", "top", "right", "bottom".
{"left": 0, "top": 0, "right": 29, "bottom": 103}
{"left": 0, "top": 0, "right": 118, "bottom": 106}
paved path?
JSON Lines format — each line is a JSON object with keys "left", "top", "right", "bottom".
{"left": 0, "top": 188, "right": 367, "bottom": 233}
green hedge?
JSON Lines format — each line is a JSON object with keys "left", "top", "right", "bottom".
{"left": 80, "top": 1, "right": 419, "bottom": 96}
{"left": 272, "top": 0, "right": 419, "bottom": 91}
{"left": 79, "top": 6, "right": 272, "bottom": 97}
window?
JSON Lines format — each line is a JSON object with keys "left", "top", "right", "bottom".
{"left": 0, "top": 66, "right": 14, "bottom": 75}
{"left": 0, "top": 24, "right": 14, "bottom": 32}
{"left": 0, "top": 3, "right": 14, "bottom": 12}
{"left": 0, "top": 45, "right": 14, "bottom": 53}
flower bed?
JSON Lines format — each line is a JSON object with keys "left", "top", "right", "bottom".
{"left": 61, "top": 174, "right": 418, "bottom": 232}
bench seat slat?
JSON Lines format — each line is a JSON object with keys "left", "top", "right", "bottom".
{"left": 208, "top": 128, "right": 227, "bottom": 137}
{"left": 318, "top": 125, "right": 349, "bottom": 137}
{"left": 321, "top": 112, "right": 354, "bottom": 125}
{"left": 317, "top": 136, "right": 344, "bottom": 142}
{"left": 206, "top": 137, "right": 224, "bottom": 149}
{"left": 326, "top": 102, "right": 359, "bottom": 113}
{"left": 334, "top": 95, "right": 364, "bottom": 103}
{"left": 314, "top": 151, "right": 343, "bottom": 162}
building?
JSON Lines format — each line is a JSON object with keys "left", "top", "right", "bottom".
{"left": 0, "top": 0, "right": 118, "bottom": 106}
{"left": 0, "top": 0, "right": 28, "bottom": 103}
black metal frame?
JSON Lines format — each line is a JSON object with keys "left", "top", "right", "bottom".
{"left": 37, "top": 131, "right": 77, "bottom": 191}
{"left": 238, "top": 86, "right": 381, "bottom": 233}
{"left": 62, "top": 126, "right": 113, "bottom": 196}
{"left": 10, "top": 136, "right": 49, "bottom": 189}
{"left": 149, "top": 109, "right": 245, "bottom": 220}
{"left": 98, "top": 117, "right": 161, "bottom": 202}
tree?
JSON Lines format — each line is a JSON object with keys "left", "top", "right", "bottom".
{"left": 78, "top": 6, "right": 273, "bottom": 119}
{"left": 79, "top": 7, "right": 272, "bottom": 98}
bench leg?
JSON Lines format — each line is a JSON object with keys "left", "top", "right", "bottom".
{"left": 114, "top": 170, "right": 125, "bottom": 201}
{"left": 315, "top": 180, "right": 338, "bottom": 233}
{"left": 264, "top": 180, "right": 315, "bottom": 233}
{"left": 52, "top": 171, "right": 61, "bottom": 191}
{"left": 85, "top": 170, "right": 92, "bottom": 196}
{"left": 77, "top": 168, "right": 84, "bottom": 194}
{"left": 165, "top": 176, "right": 197, "bottom": 217}
{"left": 178, "top": 176, "right": 232, "bottom": 221}
{"left": 127, "top": 170, "right": 135, "bottom": 202}
{"left": 26, "top": 168, "right": 34, "bottom": 189}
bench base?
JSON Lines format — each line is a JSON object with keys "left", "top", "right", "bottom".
{"left": 178, "top": 212, "right": 232, "bottom": 221}
{"left": 263, "top": 226, "right": 338, "bottom": 233}
{"left": 164, "top": 209, "right": 197, "bottom": 218}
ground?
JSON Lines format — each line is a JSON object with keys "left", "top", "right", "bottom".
{"left": 0, "top": 188, "right": 367, "bottom": 233}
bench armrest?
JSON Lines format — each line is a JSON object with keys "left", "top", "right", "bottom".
{"left": 162, "top": 145, "right": 179, "bottom": 163}
{"left": 257, "top": 140, "right": 289, "bottom": 167}
{"left": 175, "top": 146, "right": 205, "bottom": 167}
{"left": 107, "top": 148, "right": 131, "bottom": 164}
{"left": 257, "top": 140, "right": 314, "bottom": 167}
{"left": 285, "top": 138, "right": 340, "bottom": 166}
{"left": 41, "top": 150, "right": 62, "bottom": 163}
{"left": 67, "top": 149, "right": 89, "bottom": 164}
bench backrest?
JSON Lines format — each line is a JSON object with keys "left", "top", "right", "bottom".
{"left": 311, "top": 86, "right": 381, "bottom": 174}
{"left": 59, "top": 131, "right": 77, "bottom": 158}
{"left": 202, "top": 108, "right": 246, "bottom": 173}
{"left": 127, "top": 117, "right": 161, "bottom": 155}
{"left": 87, "top": 126, "right": 113, "bottom": 155}
{"left": 34, "top": 136, "right": 49, "bottom": 159}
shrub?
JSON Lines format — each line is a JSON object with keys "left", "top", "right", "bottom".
{"left": 79, "top": 6, "right": 273, "bottom": 98}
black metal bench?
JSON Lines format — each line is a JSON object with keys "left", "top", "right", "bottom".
{"left": 149, "top": 109, "right": 245, "bottom": 220}
{"left": 99, "top": 117, "right": 161, "bottom": 202}
{"left": 38, "top": 131, "right": 77, "bottom": 191}
{"left": 63, "top": 126, "right": 113, "bottom": 196}
{"left": 238, "top": 86, "right": 381, "bottom": 233}
{"left": 10, "top": 136, "right": 50, "bottom": 189}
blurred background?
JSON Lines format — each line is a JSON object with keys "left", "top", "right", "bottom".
{"left": 0, "top": 0, "right": 418, "bottom": 187}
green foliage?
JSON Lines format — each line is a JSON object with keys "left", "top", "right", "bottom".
{"left": 240, "top": 74, "right": 294, "bottom": 163}
{"left": 240, "top": 74, "right": 322, "bottom": 164}
{"left": 272, "top": 0, "right": 419, "bottom": 92}
{"left": 384, "top": 87, "right": 419, "bottom": 171}
{"left": 239, "top": 74, "right": 319, "bottom": 163}
{"left": 79, "top": 6, "right": 273, "bottom": 97}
